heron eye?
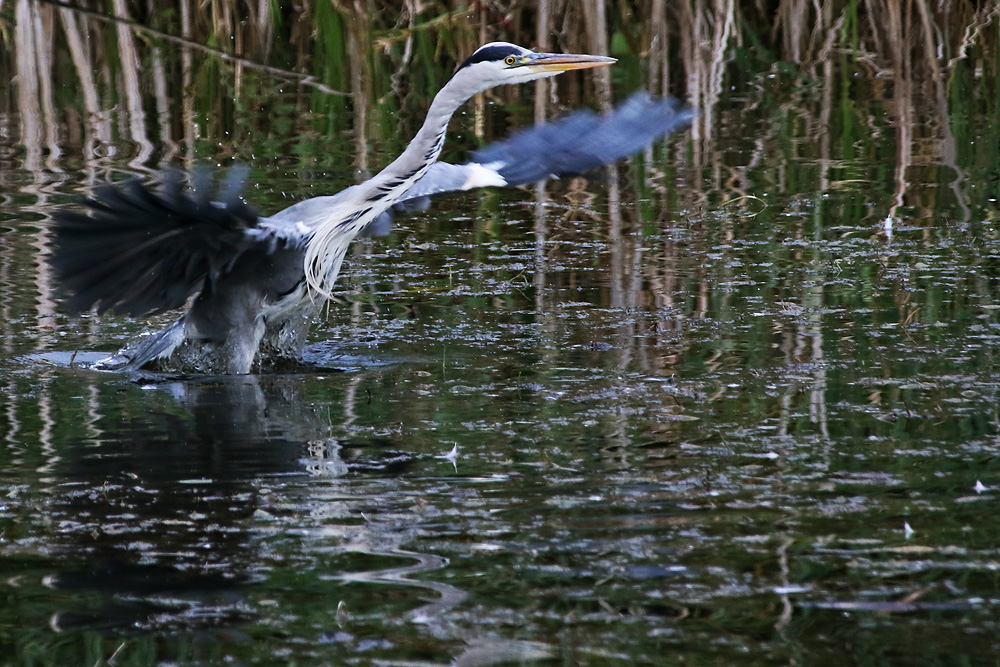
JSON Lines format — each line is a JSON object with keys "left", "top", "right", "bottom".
{"left": 504, "top": 55, "right": 517, "bottom": 66}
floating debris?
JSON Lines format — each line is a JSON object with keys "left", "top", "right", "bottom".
{"left": 438, "top": 444, "right": 459, "bottom": 472}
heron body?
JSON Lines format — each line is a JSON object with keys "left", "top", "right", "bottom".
{"left": 52, "top": 43, "right": 695, "bottom": 375}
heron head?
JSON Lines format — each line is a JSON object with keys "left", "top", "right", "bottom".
{"left": 454, "top": 42, "right": 616, "bottom": 90}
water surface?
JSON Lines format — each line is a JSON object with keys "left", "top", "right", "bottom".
{"left": 1, "top": 2, "right": 1000, "bottom": 664}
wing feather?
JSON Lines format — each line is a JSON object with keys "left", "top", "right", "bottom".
{"left": 362, "top": 93, "right": 695, "bottom": 236}
{"left": 50, "top": 167, "right": 268, "bottom": 317}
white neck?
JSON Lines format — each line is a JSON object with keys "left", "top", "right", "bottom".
{"left": 358, "top": 81, "right": 471, "bottom": 204}
{"left": 302, "top": 75, "right": 478, "bottom": 298}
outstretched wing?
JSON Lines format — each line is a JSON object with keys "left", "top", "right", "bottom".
{"left": 50, "top": 167, "right": 267, "bottom": 317}
{"left": 474, "top": 92, "right": 695, "bottom": 186}
{"left": 362, "top": 93, "right": 695, "bottom": 236}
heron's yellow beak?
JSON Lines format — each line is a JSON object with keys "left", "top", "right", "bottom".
{"left": 522, "top": 52, "right": 617, "bottom": 73}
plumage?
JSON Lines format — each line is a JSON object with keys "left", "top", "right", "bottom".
{"left": 50, "top": 43, "right": 695, "bottom": 374}
{"left": 51, "top": 167, "right": 260, "bottom": 317}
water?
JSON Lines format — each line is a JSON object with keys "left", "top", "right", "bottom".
{"left": 2, "top": 2, "right": 1000, "bottom": 664}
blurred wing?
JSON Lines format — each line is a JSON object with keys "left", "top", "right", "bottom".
{"left": 50, "top": 166, "right": 276, "bottom": 317}
{"left": 474, "top": 92, "right": 695, "bottom": 185}
{"left": 362, "top": 93, "right": 695, "bottom": 236}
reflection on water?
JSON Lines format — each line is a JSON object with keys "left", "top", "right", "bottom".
{"left": 2, "top": 0, "right": 1000, "bottom": 664}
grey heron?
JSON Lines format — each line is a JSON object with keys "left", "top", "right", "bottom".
{"left": 51, "top": 42, "right": 694, "bottom": 375}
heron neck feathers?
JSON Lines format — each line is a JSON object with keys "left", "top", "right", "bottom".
{"left": 301, "top": 75, "right": 476, "bottom": 299}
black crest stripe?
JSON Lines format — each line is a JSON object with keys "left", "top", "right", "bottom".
{"left": 457, "top": 44, "right": 523, "bottom": 71}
